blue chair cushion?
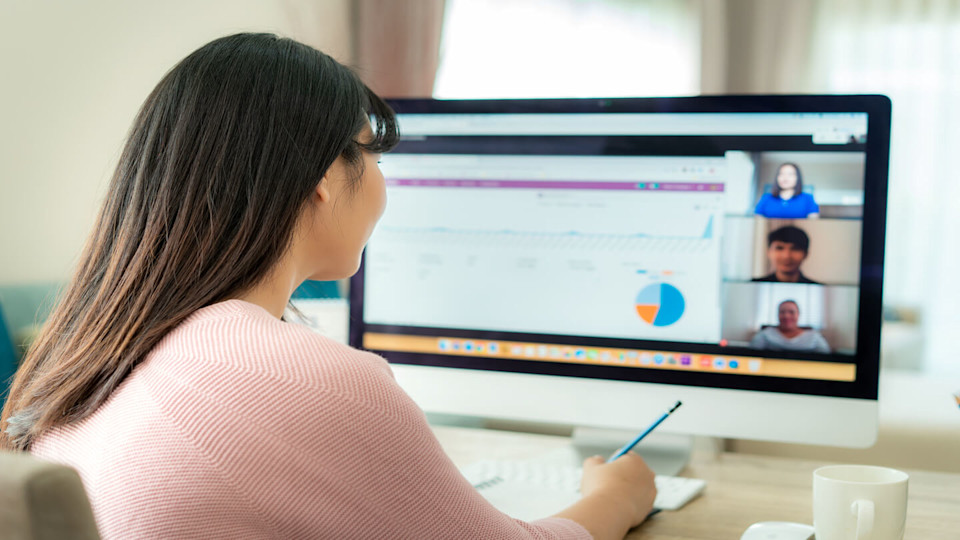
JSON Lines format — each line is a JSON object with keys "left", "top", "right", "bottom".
{"left": 291, "top": 280, "right": 341, "bottom": 300}
{"left": 0, "top": 303, "right": 20, "bottom": 404}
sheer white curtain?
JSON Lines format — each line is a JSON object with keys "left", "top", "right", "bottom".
{"left": 805, "top": 0, "right": 960, "bottom": 373}
{"left": 434, "top": 0, "right": 700, "bottom": 98}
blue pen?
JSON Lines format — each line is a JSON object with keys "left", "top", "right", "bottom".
{"left": 608, "top": 401, "right": 683, "bottom": 462}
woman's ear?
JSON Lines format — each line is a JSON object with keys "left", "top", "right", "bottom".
{"left": 316, "top": 157, "right": 347, "bottom": 203}
{"left": 316, "top": 179, "right": 331, "bottom": 203}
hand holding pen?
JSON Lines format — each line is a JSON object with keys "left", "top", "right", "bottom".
{"left": 577, "top": 401, "right": 682, "bottom": 531}
{"left": 608, "top": 400, "right": 683, "bottom": 462}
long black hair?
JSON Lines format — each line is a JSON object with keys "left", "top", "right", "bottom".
{"left": 2, "top": 33, "right": 399, "bottom": 451}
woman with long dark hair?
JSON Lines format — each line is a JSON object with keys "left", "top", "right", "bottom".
{"left": 754, "top": 162, "right": 821, "bottom": 218}
{"left": 1, "top": 34, "right": 655, "bottom": 539}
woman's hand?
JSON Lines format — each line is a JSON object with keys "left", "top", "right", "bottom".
{"left": 580, "top": 453, "right": 657, "bottom": 528}
{"left": 552, "top": 452, "right": 657, "bottom": 540}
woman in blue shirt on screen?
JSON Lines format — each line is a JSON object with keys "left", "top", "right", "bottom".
{"left": 754, "top": 162, "right": 820, "bottom": 219}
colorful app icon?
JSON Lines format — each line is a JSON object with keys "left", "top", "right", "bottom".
{"left": 728, "top": 360, "right": 739, "bottom": 369}
{"left": 524, "top": 346, "right": 536, "bottom": 356}
{"left": 600, "top": 351, "right": 611, "bottom": 361}
{"left": 476, "top": 344, "right": 485, "bottom": 353}
{"left": 626, "top": 350, "right": 638, "bottom": 359}
{"left": 464, "top": 342, "right": 474, "bottom": 352}
{"left": 537, "top": 346, "right": 549, "bottom": 357}
{"left": 654, "top": 354, "right": 665, "bottom": 365}
{"left": 667, "top": 355, "right": 677, "bottom": 365}
{"left": 438, "top": 340, "right": 450, "bottom": 351}
{"left": 748, "top": 360, "right": 762, "bottom": 372}
{"left": 488, "top": 343, "right": 499, "bottom": 354}
{"left": 700, "top": 356, "right": 712, "bottom": 367}
{"left": 713, "top": 358, "right": 726, "bottom": 369}
{"left": 640, "top": 353, "right": 653, "bottom": 365}
{"left": 680, "top": 355, "right": 692, "bottom": 366}
{"left": 451, "top": 342, "right": 461, "bottom": 351}
{"left": 587, "top": 349, "right": 598, "bottom": 360}
{"left": 510, "top": 345, "right": 523, "bottom": 355}
{"left": 549, "top": 347, "right": 561, "bottom": 358}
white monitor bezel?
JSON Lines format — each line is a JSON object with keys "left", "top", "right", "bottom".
{"left": 392, "top": 364, "right": 878, "bottom": 447}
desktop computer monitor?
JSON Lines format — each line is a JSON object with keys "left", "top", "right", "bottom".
{"left": 349, "top": 95, "right": 890, "bottom": 452}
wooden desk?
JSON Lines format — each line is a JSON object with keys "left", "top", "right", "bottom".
{"left": 433, "top": 425, "right": 960, "bottom": 540}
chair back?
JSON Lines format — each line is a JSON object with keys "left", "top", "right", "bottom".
{"left": 0, "top": 451, "right": 100, "bottom": 540}
{"left": 1, "top": 302, "right": 19, "bottom": 405}
{"left": 291, "top": 280, "right": 341, "bottom": 299}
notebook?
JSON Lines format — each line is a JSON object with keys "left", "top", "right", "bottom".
{"left": 462, "top": 461, "right": 581, "bottom": 521}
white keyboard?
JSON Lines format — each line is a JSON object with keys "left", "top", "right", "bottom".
{"left": 462, "top": 459, "right": 706, "bottom": 512}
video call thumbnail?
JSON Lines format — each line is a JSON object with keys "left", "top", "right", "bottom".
{"left": 723, "top": 217, "right": 861, "bottom": 286}
{"left": 721, "top": 282, "right": 858, "bottom": 355}
{"left": 747, "top": 151, "right": 865, "bottom": 219}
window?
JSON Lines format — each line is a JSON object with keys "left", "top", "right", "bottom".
{"left": 808, "top": 2, "right": 960, "bottom": 373}
{"left": 434, "top": 0, "right": 700, "bottom": 99}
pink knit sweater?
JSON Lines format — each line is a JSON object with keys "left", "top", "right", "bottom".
{"left": 31, "top": 300, "right": 591, "bottom": 539}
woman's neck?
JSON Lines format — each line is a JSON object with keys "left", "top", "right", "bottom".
{"left": 779, "top": 189, "right": 796, "bottom": 200}
{"left": 236, "top": 259, "right": 301, "bottom": 319}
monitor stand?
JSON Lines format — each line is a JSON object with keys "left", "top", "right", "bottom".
{"left": 567, "top": 426, "right": 702, "bottom": 476}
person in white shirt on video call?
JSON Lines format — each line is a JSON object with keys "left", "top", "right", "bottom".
{"left": 749, "top": 300, "right": 831, "bottom": 353}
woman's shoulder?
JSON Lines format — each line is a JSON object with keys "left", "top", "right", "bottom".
{"left": 150, "top": 299, "right": 393, "bottom": 400}
{"left": 754, "top": 193, "right": 778, "bottom": 215}
{"left": 133, "top": 300, "right": 417, "bottom": 457}
{"left": 798, "top": 192, "right": 819, "bottom": 209}
{"left": 756, "top": 193, "right": 776, "bottom": 205}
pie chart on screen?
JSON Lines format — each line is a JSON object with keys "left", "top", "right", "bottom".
{"left": 635, "top": 283, "right": 685, "bottom": 327}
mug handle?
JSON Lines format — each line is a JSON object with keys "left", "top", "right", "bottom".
{"left": 850, "top": 499, "right": 875, "bottom": 540}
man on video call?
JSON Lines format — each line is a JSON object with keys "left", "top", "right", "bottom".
{"left": 752, "top": 225, "right": 822, "bottom": 285}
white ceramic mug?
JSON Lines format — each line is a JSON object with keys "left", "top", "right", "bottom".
{"left": 813, "top": 465, "right": 909, "bottom": 540}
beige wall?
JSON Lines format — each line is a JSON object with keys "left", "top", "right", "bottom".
{"left": 0, "top": 0, "right": 351, "bottom": 284}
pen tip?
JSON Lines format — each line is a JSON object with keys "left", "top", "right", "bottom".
{"left": 669, "top": 401, "right": 682, "bottom": 413}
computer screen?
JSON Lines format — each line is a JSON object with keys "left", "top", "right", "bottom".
{"left": 350, "top": 96, "right": 890, "bottom": 448}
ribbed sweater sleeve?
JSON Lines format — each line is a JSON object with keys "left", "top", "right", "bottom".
{"left": 31, "top": 300, "right": 591, "bottom": 540}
